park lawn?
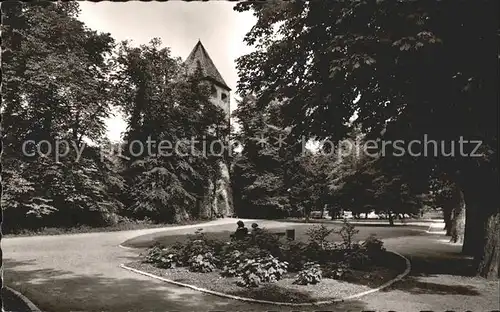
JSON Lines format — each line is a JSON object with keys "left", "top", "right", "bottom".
{"left": 122, "top": 222, "right": 425, "bottom": 249}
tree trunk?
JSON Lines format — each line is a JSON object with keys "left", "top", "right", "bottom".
{"left": 463, "top": 202, "right": 481, "bottom": 256}
{"left": 477, "top": 212, "right": 500, "bottom": 279}
{"left": 460, "top": 174, "right": 499, "bottom": 279}
{"left": 388, "top": 211, "right": 394, "bottom": 226}
{"left": 1, "top": 223, "right": 3, "bottom": 312}
{"left": 443, "top": 205, "right": 453, "bottom": 235}
{"left": 450, "top": 188, "right": 466, "bottom": 244}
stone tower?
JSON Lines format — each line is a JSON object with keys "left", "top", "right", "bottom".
{"left": 184, "top": 40, "right": 233, "bottom": 218}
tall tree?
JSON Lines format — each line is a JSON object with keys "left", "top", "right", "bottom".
{"left": 2, "top": 1, "right": 119, "bottom": 231}
{"left": 111, "top": 39, "right": 227, "bottom": 222}
{"left": 235, "top": 0, "right": 498, "bottom": 277}
{"left": 232, "top": 95, "right": 291, "bottom": 218}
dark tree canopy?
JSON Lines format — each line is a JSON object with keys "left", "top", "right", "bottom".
{"left": 235, "top": 0, "right": 499, "bottom": 278}
{"left": 1, "top": 1, "right": 121, "bottom": 231}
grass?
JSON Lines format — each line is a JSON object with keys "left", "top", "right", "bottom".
{"left": 122, "top": 222, "right": 425, "bottom": 249}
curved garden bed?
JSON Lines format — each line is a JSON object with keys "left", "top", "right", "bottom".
{"left": 125, "top": 252, "right": 407, "bottom": 304}
{"left": 124, "top": 222, "right": 409, "bottom": 304}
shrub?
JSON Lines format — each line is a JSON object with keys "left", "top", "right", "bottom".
{"left": 362, "top": 234, "right": 385, "bottom": 260}
{"left": 243, "top": 246, "right": 272, "bottom": 259}
{"left": 344, "top": 243, "right": 371, "bottom": 270}
{"left": 236, "top": 255, "right": 288, "bottom": 288}
{"left": 188, "top": 252, "right": 217, "bottom": 273}
{"left": 219, "top": 239, "right": 247, "bottom": 256}
{"left": 252, "top": 228, "right": 282, "bottom": 256}
{"left": 323, "top": 262, "right": 352, "bottom": 280}
{"left": 143, "top": 244, "right": 181, "bottom": 269}
{"left": 306, "top": 225, "right": 335, "bottom": 249}
{"left": 174, "top": 228, "right": 222, "bottom": 265}
{"left": 280, "top": 241, "right": 309, "bottom": 272}
{"left": 303, "top": 242, "right": 322, "bottom": 263}
{"left": 158, "top": 253, "right": 181, "bottom": 269}
{"left": 293, "top": 262, "right": 322, "bottom": 285}
{"left": 336, "top": 219, "right": 359, "bottom": 249}
{"left": 144, "top": 245, "right": 165, "bottom": 264}
{"left": 220, "top": 250, "right": 243, "bottom": 277}
{"left": 220, "top": 247, "right": 273, "bottom": 277}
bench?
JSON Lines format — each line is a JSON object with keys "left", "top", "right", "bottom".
{"left": 230, "top": 229, "right": 295, "bottom": 241}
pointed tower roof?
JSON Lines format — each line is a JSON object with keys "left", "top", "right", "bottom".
{"left": 184, "top": 40, "right": 231, "bottom": 91}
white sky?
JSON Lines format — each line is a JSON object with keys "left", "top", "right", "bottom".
{"left": 77, "top": 1, "right": 256, "bottom": 142}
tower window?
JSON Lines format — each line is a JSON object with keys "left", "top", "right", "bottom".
{"left": 221, "top": 93, "right": 228, "bottom": 101}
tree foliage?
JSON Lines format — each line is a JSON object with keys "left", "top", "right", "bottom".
{"left": 235, "top": 0, "right": 499, "bottom": 277}
{"left": 1, "top": 1, "right": 121, "bottom": 232}
{"left": 111, "top": 39, "right": 228, "bottom": 222}
{"left": 232, "top": 95, "right": 291, "bottom": 218}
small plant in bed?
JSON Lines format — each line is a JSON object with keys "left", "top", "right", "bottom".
{"left": 293, "top": 262, "right": 322, "bottom": 285}
{"left": 220, "top": 247, "right": 271, "bottom": 277}
{"left": 235, "top": 255, "right": 289, "bottom": 287}
{"left": 143, "top": 243, "right": 181, "bottom": 269}
{"left": 361, "top": 234, "right": 386, "bottom": 261}
{"left": 323, "top": 262, "right": 352, "bottom": 280}
{"left": 188, "top": 252, "right": 217, "bottom": 273}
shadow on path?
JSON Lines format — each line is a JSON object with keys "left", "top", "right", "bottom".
{"left": 383, "top": 239, "right": 481, "bottom": 296}
{"left": 4, "top": 258, "right": 368, "bottom": 312}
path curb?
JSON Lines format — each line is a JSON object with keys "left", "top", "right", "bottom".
{"left": 425, "top": 222, "right": 446, "bottom": 234}
{"left": 118, "top": 243, "right": 140, "bottom": 251}
{"left": 3, "top": 286, "right": 42, "bottom": 312}
{"left": 120, "top": 250, "right": 411, "bottom": 306}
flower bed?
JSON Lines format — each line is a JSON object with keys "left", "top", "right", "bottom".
{"left": 126, "top": 261, "right": 378, "bottom": 302}
{"left": 131, "top": 221, "right": 406, "bottom": 303}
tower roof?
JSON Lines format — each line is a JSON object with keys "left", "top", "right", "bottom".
{"left": 184, "top": 40, "right": 231, "bottom": 91}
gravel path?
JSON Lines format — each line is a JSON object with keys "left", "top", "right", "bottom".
{"left": 2, "top": 218, "right": 498, "bottom": 312}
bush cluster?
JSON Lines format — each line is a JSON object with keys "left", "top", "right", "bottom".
{"left": 142, "top": 221, "right": 387, "bottom": 287}
{"left": 362, "top": 234, "right": 386, "bottom": 259}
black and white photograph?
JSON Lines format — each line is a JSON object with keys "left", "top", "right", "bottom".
{"left": 1, "top": 1, "right": 499, "bottom": 311}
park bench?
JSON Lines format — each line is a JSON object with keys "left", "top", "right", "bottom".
{"left": 230, "top": 229, "right": 295, "bottom": 241}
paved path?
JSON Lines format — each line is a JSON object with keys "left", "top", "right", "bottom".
{"left": 3, "top": 219, "right": 498, "bottom": 312}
